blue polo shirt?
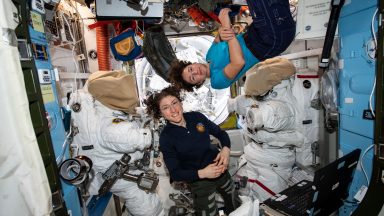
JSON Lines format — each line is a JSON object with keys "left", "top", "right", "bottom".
{"left": 206, "top": 33, "right": 259, "bottom": 89}
{"left": 159, "top": 112, "right": 231, "bottom": 182}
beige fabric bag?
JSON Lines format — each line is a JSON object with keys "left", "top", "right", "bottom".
{"left": 244, "top": 57, "right": 296, "bottom": 96}
{"left": 88, "top": 70, "right": 139, "bottom": 114}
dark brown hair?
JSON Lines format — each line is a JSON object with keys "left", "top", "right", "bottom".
{"left": 145, "top": 86, "right": 183, "bottom": 120}
{"left": 168, "top": 60, "right": 204, "bottom": 92}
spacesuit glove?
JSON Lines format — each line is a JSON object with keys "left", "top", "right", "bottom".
{"left": 227, "top": 95, "right": 258, "bottom": 116}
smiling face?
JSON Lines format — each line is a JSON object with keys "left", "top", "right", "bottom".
{"left": 159, "top": 95, "right": 184, "bottom": 125}
{"left": 181, "top": 63, "right": 209, "bottom": 85}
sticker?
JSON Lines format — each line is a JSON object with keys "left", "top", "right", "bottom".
{"left": 196, "top": 123, "right": 205, "bottom": 133}
{"left": 71, "top": 103, "right": 81, "bottom": 112}
{"left": 112, "top": 118, "right": 125, "bottom": 124}
{"left": 303, "top": 80, "right": 311, "bottom": 89}
{"left": 156, "top": 161, "right": 162, "bottom": 167}
{"left": 88, "top": 49, "right": 97, "bottom": 60}
{"left": 345, "top": 98, "right": 354, "bottom": 104}
{"left": 40, "top": 84, "right": 54, "bottom": 103}
{"left": 31, "top": 11, "right": 44, "bottom": 33}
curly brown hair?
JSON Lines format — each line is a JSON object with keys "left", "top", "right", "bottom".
{"left": 145, "top": 86, "right": 183, "bottom": 120}
{"left": 168, "top": 60, "right": 204, "bottom": 92}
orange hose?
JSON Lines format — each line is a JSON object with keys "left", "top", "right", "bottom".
{"left": 96, "top": 25, "right": 111, "bottom": 71}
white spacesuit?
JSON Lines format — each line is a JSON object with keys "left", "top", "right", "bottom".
{"left": 69, "top": 71, "right": 163, "bottom": 216}
{"left": 227, "top": 58, "right": 306, "bottom": 202}
{"left": 244, "top": 79, "right": 305, "bottom": 148}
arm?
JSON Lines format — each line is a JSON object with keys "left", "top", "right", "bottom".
{"left": 219, "top": 8, "right": 245, "bottom": 80}
{"left": 214, "top": 26, "right": 236, "bottom": 43}
{"left": 201, "top": 113, "right": 231, "bottom": 173}
{"left": 100, "top": 118, "right": 152, "bottom": 153}
{"left": 198, "top": 163, "right": 226, "bottom": 179}
{"left": 213, "top": 30, "right": 221, "bottom": 43}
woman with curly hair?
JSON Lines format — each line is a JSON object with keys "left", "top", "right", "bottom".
{"left": 145, "top": 86, "right": 237, "bottom": 215}
{"left": 169, "top": 1, "right": 295, "bottom": 90}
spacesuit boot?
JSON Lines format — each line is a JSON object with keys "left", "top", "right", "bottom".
{"left": 142, "top": 25, "right": 177, "bottom": 82}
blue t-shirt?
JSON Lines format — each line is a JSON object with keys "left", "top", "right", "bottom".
{"left": 206, "top": 33, "right": 259, "bottom": 89}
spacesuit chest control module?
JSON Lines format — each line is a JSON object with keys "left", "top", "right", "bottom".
{"left": 99, "top": 153, "right": 159, "bottom": 195}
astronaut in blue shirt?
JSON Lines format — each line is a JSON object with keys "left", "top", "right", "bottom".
{"left": 168, "top": 0, "right": 295, "bottom": 90}
{"left": 145, "top": 86, "right": 237, "bottom": 216}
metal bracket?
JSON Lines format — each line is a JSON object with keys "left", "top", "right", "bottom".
{"left": 378, "top": 143, "right": 384, "bottom": 160}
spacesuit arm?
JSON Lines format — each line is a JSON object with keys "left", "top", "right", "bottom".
{"left": 99, "top": 119, "right": 152, "bottom": 153}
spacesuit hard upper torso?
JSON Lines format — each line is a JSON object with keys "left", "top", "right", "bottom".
{"left": 69, "top": 89, "right": 152, "bottom": 172}
{"left": 69, "top": 88, "right": 163, "bottom": 216}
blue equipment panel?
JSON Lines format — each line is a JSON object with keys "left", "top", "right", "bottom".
{"left": 29, "top": 9, "right": 82, "bottom": 216}
{"left": 338, "top": 1, "right": 376, "bottom": 216}
{"left": 339, "top": 130, "right": 373, "bottom": 215}
{"left": 341, "top": 0, "right": 377, "bottom": 17}
{"left": 338, "top": 4, "right": 377, "bottom": 139}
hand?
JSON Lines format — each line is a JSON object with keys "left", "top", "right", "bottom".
{"left": 214, "top": 147, "right": 230, "bottom": 173}
{"left": 198, "top": 163, "right": 225, "bottom": 179}
{"left": 218, "top": 27, "right": 236, "bottom": 42}
{"left": 218, "top": 8, "right": 232, "bottom": 28}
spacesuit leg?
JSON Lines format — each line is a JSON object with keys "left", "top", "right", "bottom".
{"left": 111, "top": 179, "right": 163, "bottom": 216}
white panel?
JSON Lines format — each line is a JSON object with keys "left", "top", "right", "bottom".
{"left": 95, "top": 0, "right": 163, "bottom": 19}
{"left": 296, "top": 0, "right": 336, "bottom": 39}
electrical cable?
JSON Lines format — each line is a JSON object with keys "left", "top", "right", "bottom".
{"left": 369, "top": 8, "right": 378, "bottom": 118}
{"left": 369, "top": 77, "right": 376, "bottom": 118}
{"left": 61, "top": 11, "right": 75, "bottom": 44}
{"left": 340, "top": 144, "right": 374, "bottom": 206}
{"left": 371, "top": 8, "right": 378, "bottom": 48}
{"left": 56, "top": 125, "right": 72, "bottom": 164}
{"left": 67, "top": 0, "right": 87, "bottom": 91}
{"left": 53, "top": 11, "right": 80, "bottom": 85}
{"left": 231, "top": 161, "right": 247, "bottom": 177}
{"left": 360, "top": 144, "right": 375, "bottom": 185}
{"left": 56, "top": 0, "right": 87, "bottom": 92}
{"left": 53, "top": 3, "right": 80, "bottom": 163}
{"left": 62, "top": 0, "right": 85, "bottom": 47}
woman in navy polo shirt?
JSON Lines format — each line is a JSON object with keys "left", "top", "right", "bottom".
{"left": 145, "top": 86, "right": 236, "bottom": 216}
